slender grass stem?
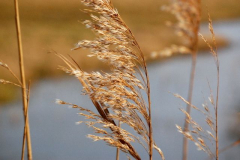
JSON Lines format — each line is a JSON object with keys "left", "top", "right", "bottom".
{"left": 146, "top": 68, "right": 153, "bottom": 160}
{"left": 182, "top": 1, "right": 201, "bottom": 159}
{"left": 215, "top": 64, "right": 219, "bottom": 160}
{"left": 116, "top": 121, "right": 121, "bottom": 160}
{"left": 208, "top": 13, "right": 219, "bottom": 160}
{"left": 14, "top": 0, "right": 32, "bottom": 159}
{"left": 182, "top": 51, "right": 197, "bottom": 160}
{"left": 21, "top": 82, "right": 31, "bottom": 160}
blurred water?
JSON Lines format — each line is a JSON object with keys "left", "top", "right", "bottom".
{"left": 1, "top": 19, "right": 240, "bottom": 160}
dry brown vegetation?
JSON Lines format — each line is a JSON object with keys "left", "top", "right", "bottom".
{"left": 0, "top": 0, "right": 236, "bottom": 103}
{"left": 55, "top": 1, "right": 161, "bottom": 159}
{"left": 0, "top": 0, "right": 240, "bottom": 160}
{"left": 54, "top": 0, "right": 224, "bottom": 160}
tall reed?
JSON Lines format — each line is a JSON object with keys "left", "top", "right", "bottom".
{"left": 201, "top": 14, "right": 220, "bottom": 159}
{"left": 175, "top": 14, "right": 220, "bottom": 160}
{"left": 161, "top": 1, "right": 201, "bottom": 159}
{"left": 56, "top": 0, "right": 164, "bottom": 159}
{"left": 14, "top": 0, "right": 32, "bottom": 159}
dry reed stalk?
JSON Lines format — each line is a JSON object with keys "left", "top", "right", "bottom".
{"left": 199, "top": 12, "right": 219, "bottom": 159}
{"left": 14, "top": 0, "right": 32, "bottom": 159}
{"left": 56, "top": 0, "right": 164, "bottom": 159}
{"left": 21, "top": 82, "right": 31, "bottom": 160}
{"left": 175, "top": 13, "right": 220, "bottom": 160}
{"left": 116, "top": 121, "right": 121, "bottom": 160}
{"left": 160, "top": 1, "right": 201, "bottom": 159}
{"left": 206, "top": 13, "right": 219, "bottom": 160}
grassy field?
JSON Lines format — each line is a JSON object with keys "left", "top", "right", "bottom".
{"left": 0, "top": 0, "right": 240, "bottom": 103}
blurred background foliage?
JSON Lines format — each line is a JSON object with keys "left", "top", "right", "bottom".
{"left": 1, "top": 0, "right": 240, "bottom": 103}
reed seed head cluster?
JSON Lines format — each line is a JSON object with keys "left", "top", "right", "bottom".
{"left": 56, "top": 0, "right": 164, "bottom": 159}
{"left": 152, "top": 0, "right": 201, "bottom": 58}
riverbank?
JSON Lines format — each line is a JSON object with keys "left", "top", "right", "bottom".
{"left": 0, "top": 0, "right": 238, "bottom": 103}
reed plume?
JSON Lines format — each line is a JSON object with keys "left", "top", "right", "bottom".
{"left": 56, "top": 0, "right": 164, "bottom": 159}
{"left": 152, "top": 0, "right": 201, "bottom": 58}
